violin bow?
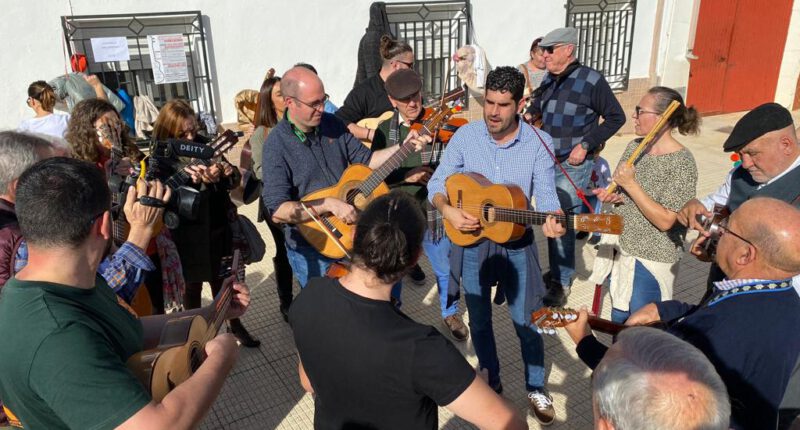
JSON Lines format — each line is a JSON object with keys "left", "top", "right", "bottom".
{"left": 299, "top": 202, "right": 352, "bottom": 260}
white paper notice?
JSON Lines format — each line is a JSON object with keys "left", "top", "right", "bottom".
{"left": 147, "top": 34, "right": 189, "bottom": 85}
{"left": 90, "top": 37, "right": 130, "bottom": 62}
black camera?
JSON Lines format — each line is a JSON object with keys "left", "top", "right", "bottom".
{"left": 145, "top": 130, "right": 239, "bottom": 229}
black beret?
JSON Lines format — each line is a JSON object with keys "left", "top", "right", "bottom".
{"left": 385, "top": 69, "right": 422, "bottom": 100}
{"left": 723, "top": 103, "right": 794, "bottom": 152}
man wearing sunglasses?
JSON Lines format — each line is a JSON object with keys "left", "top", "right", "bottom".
{"left": 525, "top": 27, "right": 626, "bottom": 307}
{"left": 565, "top": 197, "right": 800, "bottom": 430}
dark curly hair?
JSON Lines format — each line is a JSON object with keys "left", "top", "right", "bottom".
{"left": 65, "top": 98, "right": 140, "bottom": 164}
{"left": 485, "top": 66, "right": 526, "bottom": 103}
{"left": 351, "top": 191, "right": 425, "bottom": 284}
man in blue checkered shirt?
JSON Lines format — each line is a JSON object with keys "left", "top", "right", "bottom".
{"left": 428, "top": 66, "right": 566, "bottom": 425}
{"left": 526, "top": 27, "right": 626, "bottom": 306}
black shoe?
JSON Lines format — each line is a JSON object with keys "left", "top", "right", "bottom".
{"left": 588, "top": 234, "right": 601, "bottom": 245}
{"left": 493, "top": 284, "right": 506, "bottom": 305}
{"left": 408, "top": 264, "right": 426, "bottom": 285}
{"left": 543, "top": 284, "right": 570, "bottom": 307}
{"left": 576, "top": 231, "right": 589, "bottom": 240}
{"left": 229, "top": 319, "right": 261, "bottom": 348}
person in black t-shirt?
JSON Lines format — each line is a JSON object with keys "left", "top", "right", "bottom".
{"left": 336, "top": 35, "right": 414, "bottom": 142}
{"left": 289, "top": 192, "right": 527, "bottom": 430}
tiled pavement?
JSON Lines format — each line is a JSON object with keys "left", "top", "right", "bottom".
{"left": 200, "top": 110, "right": 800, "bottom": 429}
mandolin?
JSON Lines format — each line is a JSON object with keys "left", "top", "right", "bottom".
{"left": 693, "top": 203, "right": 730, "bottom": 262}
{"left": 531, "top": 307, "right": 665, "bottom": 336}
{"left": 443, "top": 172, "right": 623, "bottom": 246}
{"left": 297, "top": 94, "right": 465, "bottom": 259}
{"left": 126, "top": 250, "right": 241, "bottom": 402}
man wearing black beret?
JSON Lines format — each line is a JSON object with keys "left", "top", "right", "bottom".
{"left": 678, "top": 102, "right": 800, "bottom": 285}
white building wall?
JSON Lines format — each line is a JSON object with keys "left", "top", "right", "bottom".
{"left": 1, "top": 0, "right": 657, "bottom": 130}
{"left": 775, "top": 0, "right": 800, "bottom": 107}
{"left": 655, "top": 0, "right": 699, "bottom": 95}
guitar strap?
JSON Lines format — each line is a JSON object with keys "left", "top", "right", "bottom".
{"left": 529, "top": 125, "right": 594, "bottom": 213}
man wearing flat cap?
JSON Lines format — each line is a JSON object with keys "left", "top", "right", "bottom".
{"left": 678, "top": 102, "right": 800, "bottom": 290}
{"left": 370, "top": 68, "right": 470, "bottom": 342}
{"left": 525, "top": 27, "right": 626, "bottom": 307}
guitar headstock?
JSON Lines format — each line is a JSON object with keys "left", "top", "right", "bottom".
{"left": 698, "top": 203, "right": 731, "bottom": 260}
{"left": 574, "top": 213, "right": 624, "bottom": 235}
{"left": 96, "top": 121, "right": 124, "bottom": 153}
{"left": 210, "top": 129, "right": 239, "bottom": 158}
{"left": 530, "top": 307, "right": 579, "bottom": 335}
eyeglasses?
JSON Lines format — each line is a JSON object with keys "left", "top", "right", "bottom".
{"left": 393, "top": 59, "right": 414, "bottom": 69}
{"left": 542, "top": 44, "right": 565, "bottom": 54}
{"left": 634, "top": 106, "right": 661, "bottom": 117}
{"left": 290, "top": 94, "right": 330, "bottom": 111}
{"left": 719, "top": 217, "right": 756, "bottom": 249}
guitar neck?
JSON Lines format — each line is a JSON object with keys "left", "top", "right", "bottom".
{"left": 587, "top": 316, "right": 627, "bottom": 335}
{"left": 492, "top": 208, "right": 570, "bottom": 228}
{"left": 165, "top": 158, "right": 210, "bottom": 189}
{"left": 204, "top": 251, "right": 240, "bottom": 342}
{"left": 358, "top": 135, "right": 421, "bottom": 198}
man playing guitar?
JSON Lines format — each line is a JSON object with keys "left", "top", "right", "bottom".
{"left": 261, "top": 66, "right": 430, "bottom": 287}
{"left": 427, "top": 66, "right": 565, "bottom": 424}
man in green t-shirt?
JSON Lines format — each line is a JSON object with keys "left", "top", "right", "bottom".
{"left": 0, "top": 157, "right": 250, "bottom": 430}
{"left": 371, "top": 69, "right": 469, "bottom": 341}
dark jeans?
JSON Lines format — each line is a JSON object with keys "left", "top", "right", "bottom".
{"left": 265, "top": 217, "right": 294, "bottom": 305}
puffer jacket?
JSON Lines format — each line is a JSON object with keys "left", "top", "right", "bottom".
{"left": 0, "top": 199, "right": 23, "bottom": 288}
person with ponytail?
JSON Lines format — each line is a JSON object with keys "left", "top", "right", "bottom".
{"left": 592, "top": 86, "right": 700, "bottom": 323}
{"left": 18, "top": 81, "right": 70, "bottom": 138}
{"left": 289, "top": 192, "right": 526, "bottom": 430}
{"left": 336, "top": 35, "right": 415, "bottom": 142}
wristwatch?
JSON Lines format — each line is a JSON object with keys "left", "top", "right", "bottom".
{"left": 580, "top": 141, "right": 591, "bottom": 150}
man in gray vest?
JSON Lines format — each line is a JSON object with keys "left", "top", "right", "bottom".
{"left": 678, "top": 102, "right": 800, "bottom": 291}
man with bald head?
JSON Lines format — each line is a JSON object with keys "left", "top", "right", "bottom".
{"left": 567, "top": 197, "right": 800, "bottom": 429}
{"left": 678, "top": 103, "right": 800, "bottom": 293}
{"left": 261, "top": 66, "right": 429, "bottom": 287}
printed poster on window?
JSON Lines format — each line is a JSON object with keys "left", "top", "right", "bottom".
{"left": 147, "top": 34, "right": 189, "bottom": 85}
{"left": 90, "top": 37, "right": 130, "bottom": 62}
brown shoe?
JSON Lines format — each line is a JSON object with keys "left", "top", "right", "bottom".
{"left": 528, "top": 389, "right": 555, "bottom": 425}
{"left": 443, "top": 315, "right": 469, "bottom": 341}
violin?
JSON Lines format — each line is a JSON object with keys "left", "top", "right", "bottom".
{"left": 412, "top": 108, "right": 468, "bottom": 144}
{"left": 325, "top": 261, "right": 351, "bottom": 279}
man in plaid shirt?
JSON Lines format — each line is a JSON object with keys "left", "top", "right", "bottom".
{"left": 526, "top": 27, "right": 626, "bottom": 306}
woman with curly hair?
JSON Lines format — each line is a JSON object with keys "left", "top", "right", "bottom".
{"left": 153, "top": 99, "right": 260, "bottom": 347}
{"left": 65, "top": 98, "right": 141, "bottom": 172}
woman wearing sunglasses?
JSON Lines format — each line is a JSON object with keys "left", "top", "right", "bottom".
{"left": 593, "top": 86, "right": 700, "bottom": 323}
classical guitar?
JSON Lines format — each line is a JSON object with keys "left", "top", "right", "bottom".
{"left": 126, "top": 250, "right": 241, "bottom": 402}
{"left": 444, "top": 172, "right": 623, "bottom": 246}
{"left": 531, "top": 307, "right": 665, "bottom": 336}
{"left": 298, "top": 96, "right": 464, "bottom": 259}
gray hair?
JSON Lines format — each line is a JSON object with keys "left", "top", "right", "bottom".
{"left": 0, "top": 131, "right": 53, "bottom": 194}
{"left": 593, "top": 327, "right": 730, "bottom": 430}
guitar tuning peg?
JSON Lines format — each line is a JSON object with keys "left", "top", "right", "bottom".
{"left": 536, "top": 328, "right": 544, "bottom": 334}
{"left": 553, "top": 312, "right": 561, "bottom": 319}
{"left": 548, "top": 328, "right": 556, "bottom": 335}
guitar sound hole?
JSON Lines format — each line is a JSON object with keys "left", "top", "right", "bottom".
{"left": 481, "top": 205, "right": 496, "bottom": 223}
{"left": 345, "top": 188, "right": 365, "bottom": 209}
{"left": 190, "top": 346, "right": 204, "bottom": 373}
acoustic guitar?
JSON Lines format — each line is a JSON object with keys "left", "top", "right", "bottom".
{"left": 126, "top": 251, "right": 240, "bottom": 402}
{"left": 443, "top": 172, "right": 623, "bottom": 246}
{"left": 298, "top": 98, "right": 463, "bottom": 259}
{"left": 531, "top": 307, "right": 665, "bottom": 336}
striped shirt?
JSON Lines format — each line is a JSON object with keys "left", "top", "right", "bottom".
{"left": 427, "top": 119, "right": 560, "bottom": 212}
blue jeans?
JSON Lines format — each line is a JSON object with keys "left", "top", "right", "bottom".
{"left": 462, "top": 245, "right": 545, "bottom": 391}
{"left": 548, "top": 157, "right": 595, "bottom": 286}
{"left": 611, "top": 259, "right": 662, "bottom": 323}
{"left": 422, "top": 230, "right": 458, "bottom": 318}
{"left": 285, "top": 243, "right": 335, "bottom": 288}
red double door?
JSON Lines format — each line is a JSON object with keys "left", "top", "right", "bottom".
{"left": 687, "top": 0, "right": 793, "bottom": 115}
